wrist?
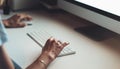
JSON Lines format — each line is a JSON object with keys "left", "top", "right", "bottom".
{"left": 38, "top": 52, "right": 55, "bottom": 66}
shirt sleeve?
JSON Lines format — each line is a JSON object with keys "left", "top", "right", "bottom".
{"left": 0, "top": 16, "right": 8, "bottom": 46}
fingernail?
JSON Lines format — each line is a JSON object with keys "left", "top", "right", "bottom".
{"left": 66, "top": 42, "right": 70, "bottom": 45}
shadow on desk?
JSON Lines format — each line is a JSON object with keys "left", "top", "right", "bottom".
{"left": 75, "top": 25, "right": 118, "bottom": 41}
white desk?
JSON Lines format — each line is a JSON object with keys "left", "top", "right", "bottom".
{"left": 2, "top": 11, "right": 120, "bottom": 69}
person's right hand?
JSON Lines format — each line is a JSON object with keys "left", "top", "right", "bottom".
{"left": 39, "top": 37, "right": 69, "bottom": 65}
{"left": 43, "top": 37, "right": 69, "bottom": 58}
{"left": 26, "top": 37, "right": 69, "bottom": 69}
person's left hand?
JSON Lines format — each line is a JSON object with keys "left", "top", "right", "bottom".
{"left": 3, "top": 13, "right": 32, "bottom": 28}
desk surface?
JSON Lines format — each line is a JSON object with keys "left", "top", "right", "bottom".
{"left": 2, "top": 11, "right": 120, "bottom": 69}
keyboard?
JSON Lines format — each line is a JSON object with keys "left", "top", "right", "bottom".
{"left": 27, "top": 29, "right": 76, "bottom": 57}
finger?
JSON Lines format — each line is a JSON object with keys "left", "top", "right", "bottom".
{"left": 16, "top": 22, "right": 26, "bottom": 28}
{"left": 7, "top": 22, "right": 26, "bottom": 28}
{"left": 20, "top": 16, "right": 32, "bottom": 22}
{"left": 54, "top": 39, "right": 61, "bottom": 46}
{"left": 16, "top": 13, "right": 32, "bottom": 22}
{"left": 49, "top": 37, "right": 55, "bottom": 47}
{"left": 22, "top": 14, "right": 32, "bottom": 21}
{"left": 45, "top": 37, "right": 52, "bottom": 46}
{"left": 62, "top": 42, "right": 69, "bottom": 47}
{"left": 57, "top": 40, "right": 62, "bottom": 44}
{"left": 44, "top": 37, "right": 54, "bottom": 48}
{"left": 49, "top": 37, "right": 54, "bottom": 42}
{"left": 26, "top": 15, "right": 32, "bottom": 21}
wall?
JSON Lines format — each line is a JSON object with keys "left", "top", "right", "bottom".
{"left": 10, "top": 0, "right": 40, "bottom": 11}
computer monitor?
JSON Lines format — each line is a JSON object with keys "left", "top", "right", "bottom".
{"left": 58, "top": 0, "right": 120, "bottom": 34}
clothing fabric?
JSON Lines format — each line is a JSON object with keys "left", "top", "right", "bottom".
{"left": 0, "top": 15, "right": 8, "bottom": 46}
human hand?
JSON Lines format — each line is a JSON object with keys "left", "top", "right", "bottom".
{"left": 39, "top": 37, "right": 69, "bottom": 65}
{"left": 43, "top": 37, "right": 69, "bottom": 59}
{"left": 3, "top": 13, "right": 32, "bottom": 28}
{"left": 26, "top": 37, "right": 69, "bottom": 69}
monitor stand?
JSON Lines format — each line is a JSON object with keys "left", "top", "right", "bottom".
{"left": 75, "top": 25, "right": 118, "bottom": 41}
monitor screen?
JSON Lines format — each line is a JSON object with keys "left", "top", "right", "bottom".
{"left": 65, "top": 0, "right": 120, "bottom": 21}
{"left": 75, "top": 0, "right": 120, "bottom": 17}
